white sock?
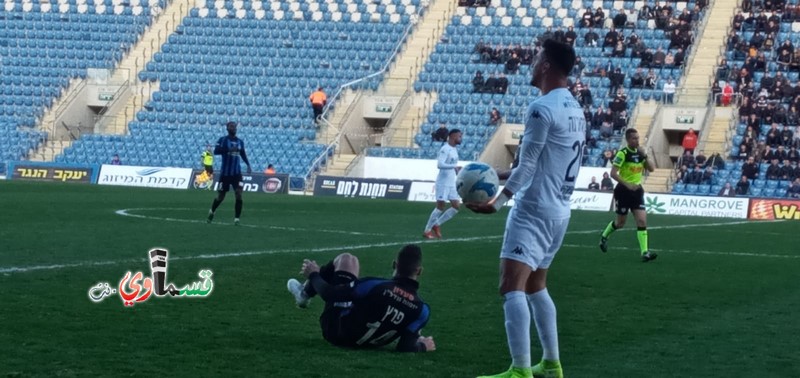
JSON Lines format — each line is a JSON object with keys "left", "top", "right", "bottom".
{"left": 528, "top": 289, "right": 559, "bottom": 362}
{"left": 504, "top": 291, "right": 532, "bottom": 369}
{"left": 424, "top": 208, "right": 442, "bottom": 232}
{"left": 435, "top": 207, "right": 459, "bottom": 226}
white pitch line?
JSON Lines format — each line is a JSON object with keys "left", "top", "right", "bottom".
{"left": 115, "top": 208, "right": 386, "bottom": 236}
{"left": 0, "top": 219, "right": 788, "bottom": 274}
{"left": 561, "top": 244, "right": 800, "bottom": 259}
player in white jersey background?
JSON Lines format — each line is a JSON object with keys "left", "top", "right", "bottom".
{"left": 469, "top": 39, "right": 584, "bottom": 378}
{"left": 422, "top": 129, "right": 463, "bottom": 239}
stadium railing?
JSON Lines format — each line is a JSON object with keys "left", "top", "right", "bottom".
{"left": 302, "top": 5, "right": 430, "bottom": 190}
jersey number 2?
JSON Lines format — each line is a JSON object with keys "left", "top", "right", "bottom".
{"left": 565, "top": 141, "right": 585, "bottom": 182}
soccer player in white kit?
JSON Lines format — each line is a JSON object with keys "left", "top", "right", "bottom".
{"left": 470, "top": 40, "right": 585, "bottom": 378}
{"left": 423, "top": 129, "right": 463, "bottom": 239}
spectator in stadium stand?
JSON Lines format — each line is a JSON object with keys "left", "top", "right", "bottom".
{"left": 472, "top": 71, "right": 485, "bottom": 93}
{"left": 495, "top": 73, "right": 509, "bottom": 94}
{"left": 702, "top": 166, "right": 715, "bottom": 184}
{"left": 505, "top": 53, "right": 520, "bottom": 74}
{"left": 721, "top": 82, "right": 734, "bottom": 106}
{"left": 780, "top": 159, "right": 794, "bottom": 180}
{"left": 682, "top": 128, "right": 698, "bottom": 155}
{"left": 580, "top": 83, "right": 594, "bottom": 107}
{"left": 630, "top": 68, "right": 644, "bottom": 88}
{"left": 603, "top": 27, "right": 618, "bottom": 50}
{"left": 681, "top": 150, "right": 695, "bottom": 167}
{"left": 565, "top": 26, "right": 577, "bottom": 46}
{"left": 309, "top": 87, "right": 327, "bottom": 122}
{"left": 601, "top": 149, "right": 615, "bottom": 166}
{"left": 593, "top": 7, "right": 605, "bottom": 26}
{"left": 625, "top": 8, "right": 638, "bottom": 28}
{"left": 767, "top": 159, "right": 781, "bottom": 180}
{"left": 738, "top": 143, "right": 751, "bottom": 160}
{"left": 264, "top": 164, "right": 276, "bottom": 175}
{"left": 613, "top": 10, "right": 626, "bottom": 29}
{"left": 735, "top": 175, "right": 751, "bottom": 196}
{"left": 663, "top": 78, "right": 676, "bottom": 104}
{"left": 644, "top": 69, "right": 657, "bottom": 89}
{"left": 664, "top": 52, "right": 675, "bottom": 67}
{"left": 763, "top": 145, "right": 778, "bottom": 162}
{"left": 676, "top": 165, "right": 689, "bottom": 183}
{"left": 742, "top": 156, "right": 760, "bottom": 179}
{"left": 584, "top": 27, "right": 599, "bottom": 46}
{"left": 695, "top": 150, "right": 708, "bottom": 167}
{"left": 718, "top": 182, "right": 736, "bottom": 197}
{"left": 711, "top": 81, "right": 722, "bottom": 105}
{"left": 639, "top": 4, "right": 653, "bottom": 20}
{"left": 111, "top": 154, "right": 122, "bottom": 165}
{"left": 608, "top": 67, "right": 625, "bottom": 96}
{"left": 588, "top": 176, "right": 600, "bottom": 191}
{"left": 581, "top": 7, "right": 594, "bottom": 27}
{"left": 794, "top": 126, "right": 800, "bottom": 147}
{"left": 484, "top": 73, "right": 498, "bottom": 94}
{"left": 674, "top": 48, "right": 686, "bottom": 67}
{"left": 601, "top": 171, "right": 614, "bottom": 191}
{"left": 432, "top": 123, "right": 448, "bottom": 142}
{"left": 793, "top": 161, "right": 800, "bottom": 180}
{"left": 788, "top": 146, "right": 799, "bottom": 163}
{"left": 781, "top": 126, "right": 794, "bottom": 147}
{"left": 788, "top": 179, "right": 800, "bottom": 198}
{"left": 686, "top": 166, "right": 704, "bottom": 185}
{"left": 716, "top": 58, "right": 730, "bottom": 81}
{"left": 571, "top": 56, "right": 586, "bottom": 77}
{"left": 489, "top": 108, "right": 502, "bottom": 126}
{"left": 776, "top": 145, "right": 788, "bottom": 161}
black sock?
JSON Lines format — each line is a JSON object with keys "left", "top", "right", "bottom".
{"left": 210, "top": 198, "right": 222, "bottom": 213}
{"left": 235, "top": 198, "right": 243, "bottom": 218}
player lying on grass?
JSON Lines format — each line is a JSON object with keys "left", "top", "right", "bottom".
{"left": 287, "top": 244, "right": 435, "bottom": 352}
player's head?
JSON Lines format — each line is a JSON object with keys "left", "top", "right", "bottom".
{"left": 226, "top": 121, "right": 237, "bottom": 136}
{"left": 393, "top": 244, "right": 423, "bottom": 279}
{"left": 530, "top": 39, "right": 576, "bottom": 89}
{"left": 448, "top": 128, "right": 462, "bottom": 146}
{"left": 625, "top": 128, "right": 640, "bottom": 148}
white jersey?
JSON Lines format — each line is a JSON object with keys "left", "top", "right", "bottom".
{"left": 504, "top": 88, "right": 587, "bottom": 219}
{"left": 436, "top": 143, "right": 459, "bottom": 187}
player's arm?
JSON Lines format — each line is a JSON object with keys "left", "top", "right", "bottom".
{"left": 468, "top": 105, "right": 550, "bottom": 213}
{"left": 436, "top": 149, "right": 457, "bottom": 170}
{"left": 396, "top": 304, "right": 434, "bottom": 352}
{"left": 396, "top": 331, "right": 435, "bottom": 352}
{"left": 609, "top": 155, "right": 638, "bottom": 190}
{"left": 239, "top": 141, "right": 252, "bottom": 173}
{"left": 213, "top": 138, "right": 227, "bottom": 155}
{"left": 642, "top": 150, "right": 655, "bottom": 173}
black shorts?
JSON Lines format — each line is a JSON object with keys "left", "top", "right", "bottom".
{"left": 614, "top": 184, "right": 645, "bottom": 215}
{"left": 218, "top": 174, "right": 242, "bottom": 192}
{"left": 319, "top": 270, "right": 358, "bottom": 347}
{"left": 204, "top": 165, "right": 213, "bottom": 175}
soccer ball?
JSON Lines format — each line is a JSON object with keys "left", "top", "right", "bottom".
{"left": 456, "top": 163, "right": 499, "bottom": 203}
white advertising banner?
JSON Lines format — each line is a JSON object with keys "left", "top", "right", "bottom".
{"left": 569, "top": 190, "right": 614, "bottom": 211}
{"left": 643, "top": 193, "right": 749, "bottom": 219}
{"left": 407, "top": 182, "right": 613, "bottom": 212}
{"left": 366, "top": 157, "right": 615, "bottom": 189}
{"left": 97, "top": 165, "right": 193, "bottom": 190}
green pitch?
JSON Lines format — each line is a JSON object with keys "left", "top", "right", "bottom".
{"left": 1, "top": 181, "right": 798, "bottom": 377}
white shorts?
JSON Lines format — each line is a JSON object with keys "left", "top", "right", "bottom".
{"left": 500, "top": 213, "right": 570, "bottom": 271}
{"left": 435, "top": 184, "right": 460, "bottom": 202}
